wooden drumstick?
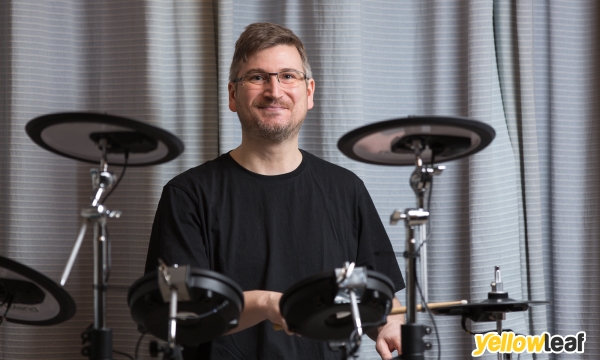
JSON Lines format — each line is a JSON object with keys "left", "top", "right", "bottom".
{"left": 389, "top": 299, "right": 467, "bottom": 315}
{"left": 273, "top": 300, "right": 467, "bottom": 331}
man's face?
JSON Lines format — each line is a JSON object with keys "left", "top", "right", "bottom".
{"left": 228, "top": 45, "right": 315, "bottom": 143}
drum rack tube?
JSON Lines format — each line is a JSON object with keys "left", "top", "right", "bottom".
{"left": 390, "top": 143, "right": 444, "bottom": 360}
{"left": 60, "top": 141, "right": 121, "bottom": 360}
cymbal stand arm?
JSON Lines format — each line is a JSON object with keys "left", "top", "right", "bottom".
{"left": 390, "top": 143, "right": 444, "bottom": 359}
{"left": 91, "top": 145, "right": 122, "bottom": 360}
{"left": 100, "top": 138, "right": 109, "bottom": 173}
{"left": 409, "top": 144, "right": 426, "bottom": 209}
{"left": 410, "top": 145, "right": 428, "bottom": 306}
{"left": 60, "top": 140, "right": 121, "bottom": 360}
{"left": 91, "top": 142, "right": 118, "bottom": 330}
{"left": 408, "top": 143, "right": 444, "bottom": 304}
{"left": 61, "top": 141, "right": 117, "bottom": 287}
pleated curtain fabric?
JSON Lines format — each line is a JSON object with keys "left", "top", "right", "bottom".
{"left": 543, "top": 1, "right": 600, "bottom": 357}
{"left": 0, "top": 1, "right": 598, "bottom": 359}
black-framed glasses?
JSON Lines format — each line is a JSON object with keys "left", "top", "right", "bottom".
{"left": 232, "top": 70, "right": 309, "bottom": 89}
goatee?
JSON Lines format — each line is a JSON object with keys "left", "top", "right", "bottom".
{"left": 239, "top": 99, "right": 304, "bottom": 143}
{"left": 241, "top": 115, "right": 304, "bottom": 143}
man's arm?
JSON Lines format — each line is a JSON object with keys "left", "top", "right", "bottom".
{"left": 224, "top": 290, "right": 294, "bottom": 335}
{"left": 369, "top": 297, "right": 405, "bottom": 359}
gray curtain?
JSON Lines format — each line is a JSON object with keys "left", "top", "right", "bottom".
{"left": 0, "top": 1, "right": 597, "bottom": 359}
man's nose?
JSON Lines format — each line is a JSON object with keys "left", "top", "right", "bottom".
{"left": 263, "top": 73, "right": 282, "bottom": 97}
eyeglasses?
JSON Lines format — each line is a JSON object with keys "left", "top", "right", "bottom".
{"left": 232, "top": 70, "right": 309, "bottom": 89}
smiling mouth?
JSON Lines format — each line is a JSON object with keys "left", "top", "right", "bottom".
{"left": 253, "top": 99, "right": 291, "bottom": 110}
{"left": 259, "top": 105, "right": 288, "bottom": 110}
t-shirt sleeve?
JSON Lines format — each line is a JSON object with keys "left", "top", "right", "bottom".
{"left": 144, "top": 183, "right": 210, "bottom": 274}
{"left": 355, "top": 184, "right": 405, "bottom": 292}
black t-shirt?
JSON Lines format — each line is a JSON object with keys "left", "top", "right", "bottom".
{"left": 145, "top": 150, "right": 405, "bottom": 359}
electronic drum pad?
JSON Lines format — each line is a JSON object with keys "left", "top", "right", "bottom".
{"left": 0, "top": 256, "right": 76, "bottom": 325}
{"left": 26, "top": 112, "right": 184, "bottom": 166}
{"left": 429, "top": 298, "right": 551, "bottom": 322}
{"left": 337, "top": 116, "right": 496, "bottom": 166}
{"left": 128, "top": 268, "right": 244, "bottom": 346}
{"left": 280, "top": 269, "right": 395, "bottom": 341}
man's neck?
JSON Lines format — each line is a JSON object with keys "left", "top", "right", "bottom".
{"left": 229, "top": 137, "right": 303, "bottom": 176}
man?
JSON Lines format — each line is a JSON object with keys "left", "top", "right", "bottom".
{"left": 145, "top": 22, "right": 405, "bottom": 359}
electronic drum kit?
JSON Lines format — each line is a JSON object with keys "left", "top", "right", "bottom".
{"left": 0, "top": 112, "right": 549, "bottom": 360}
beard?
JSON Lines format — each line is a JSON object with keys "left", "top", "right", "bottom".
{"left": 238, "top": 98, "right": 305, "bottom": 143}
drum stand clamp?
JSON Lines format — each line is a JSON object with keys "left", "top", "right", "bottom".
{"left": 327, "top": 262, "right": 371, "bottom": 359}
{"left": 390, "top": 205, "right": 434, "bottom": 360}
{"left": 150, "top": 259, "right": 192, "bottom": 360}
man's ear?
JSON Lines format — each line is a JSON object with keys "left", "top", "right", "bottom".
{"left": 228, "top": 82, "right": 237, "bottom": 112}
{"left": 306, "top": 78, "right": 315, "bottom": 110}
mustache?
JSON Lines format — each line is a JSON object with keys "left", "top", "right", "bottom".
{"left": 252, "top": 98, "right": 292, "bottom": 108}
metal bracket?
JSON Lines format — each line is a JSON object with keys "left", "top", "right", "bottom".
{"left": 157, "top": 261, "right": 191, "bottom": 303}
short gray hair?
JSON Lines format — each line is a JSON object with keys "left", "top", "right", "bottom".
{"left": 229, "top": 22, "right": 312, "bottom": 82}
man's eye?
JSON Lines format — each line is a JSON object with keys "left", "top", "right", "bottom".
{"left": 281, "top": 72, "right": 299, "bottom": 80}
{"left": 248, "top": 74, "right": 266, "bottom": 81}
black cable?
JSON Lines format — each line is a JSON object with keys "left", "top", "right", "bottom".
{"left": 134, "top": 331, "right": 146, "bottom": 360}
{"left": 173, "top": 300, "right": 229, "bottom": 321}
{"left": 113, "top": 349, "right": 134, "bottom": 360}
{"left": 0, "top": 294, "right": 14, "bottom": 326}
{"left": 102, "top": 151, "right": 129, "bottom": 203}
{"left": 345, "top": 327, "right": 362, "bottom": 358}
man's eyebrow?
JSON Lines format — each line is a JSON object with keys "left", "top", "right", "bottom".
{"left": 244, "top": 68, "right": 267, "bottom": 74}
{"left": 280, "top": 68, "right": 302, "bottom": 72}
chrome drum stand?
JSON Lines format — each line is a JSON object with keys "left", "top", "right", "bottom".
{"left": 60, "top": 142, "right": 121, "bottom": 359}
{"left": 390, "top": 142, "right": 445, "bottom": 359}
{"left": 25, "top": 112, "right": 185, "bottom": 359}
{"left": 337, "top": 115, "right": 497, "bottom": 359}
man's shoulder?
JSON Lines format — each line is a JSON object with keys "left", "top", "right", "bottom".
{"left": 302, "top": 150, "right": 364, "bottom": 188}
{"left": 166, "top": 153, "right": 233, "bottom": 191}
{"left": 301, "top": 151, "right": 372, "bottom": 224}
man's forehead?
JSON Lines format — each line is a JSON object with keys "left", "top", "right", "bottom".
{"left": 241, "top": 45, "right": 303, "bottom": 69}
